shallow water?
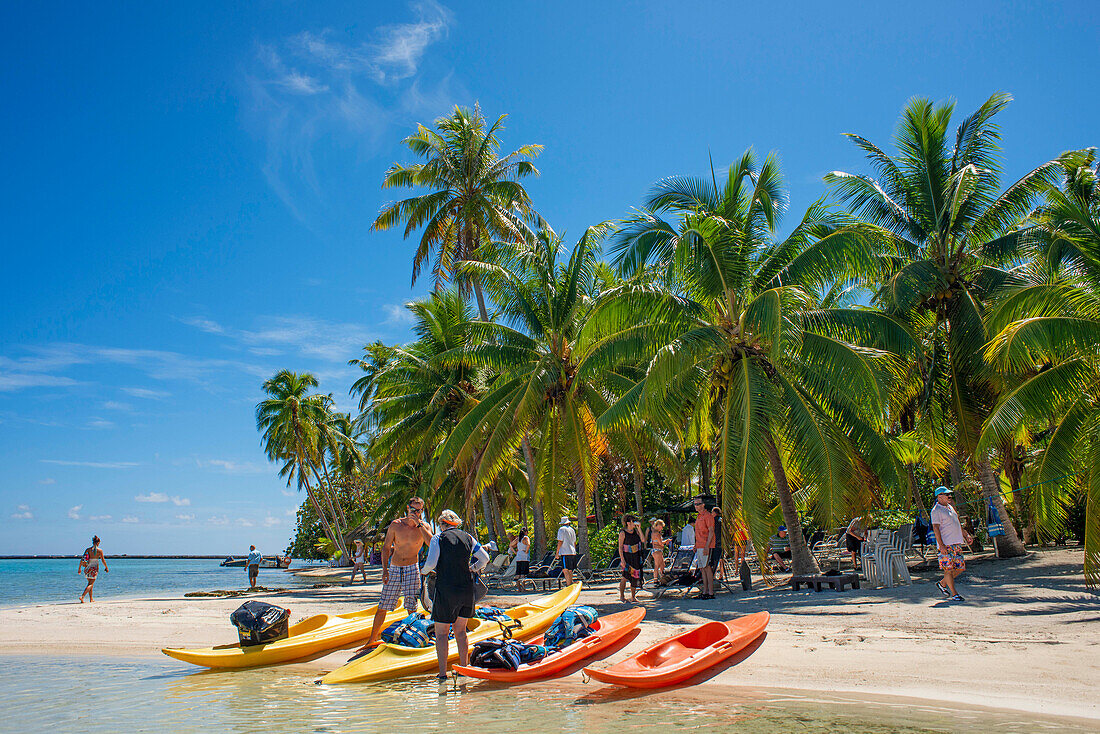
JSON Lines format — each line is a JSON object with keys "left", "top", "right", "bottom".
{"left": 0, "top": 558, "right": 315, "bottom": 606}
{"left": 0, "top": 655, "right": 1092, "bottom": 733}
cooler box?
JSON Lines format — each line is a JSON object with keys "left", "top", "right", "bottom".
{"left": 230, "top": 600, "right": 290, "bottom": 646}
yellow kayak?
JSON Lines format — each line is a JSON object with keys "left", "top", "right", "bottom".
{"left": 162, "top": 601, "right": 420, "bottom": 669}
{"left": 321, "top": 583, "right": 582, "bottom": 684}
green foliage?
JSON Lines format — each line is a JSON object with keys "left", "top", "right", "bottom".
{"left": 588, "top": 523, "right": 621, "bottom": 566}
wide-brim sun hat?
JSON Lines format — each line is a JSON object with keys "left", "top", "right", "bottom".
{"left": 559, "top": 516, "right": 571, "bottom": 525}
{"left": 438, "top": 509, "right": 462, "bottom": 526}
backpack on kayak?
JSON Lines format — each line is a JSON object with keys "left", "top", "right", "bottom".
{"left": 381, "top": 612, "right": 434, "bottom": 648}
{"left": 469, "top": 638, "right": 548, "bottom": 670}
{"left": 543, "top": 605, "right": 598, "bottom": 650}
{"left": 230, "top": 600, "right": 290, "bottom": 646}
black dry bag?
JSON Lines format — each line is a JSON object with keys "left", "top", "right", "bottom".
{"left": 230, "top": 600, "right": 290, "bottom": 646}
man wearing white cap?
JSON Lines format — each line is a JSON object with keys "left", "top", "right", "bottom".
{"left": 421, "top": 509, "right": 490, "bottom": 679}
{"left": 555, "top": 516, "right": 578, "bottom": 586}
{"left": 931, "top": 486, "right": 973, "bottom": 602}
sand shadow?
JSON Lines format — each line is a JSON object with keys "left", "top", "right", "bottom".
{"left": 572, "top": 631, "right": 768, "bottom": 703}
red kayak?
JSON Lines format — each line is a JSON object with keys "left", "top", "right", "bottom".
{"left": 454, "top": 607, "right": 645, "bottom": 682}
{"left": 583, "top": 611, "right": 768, "bottom": 688}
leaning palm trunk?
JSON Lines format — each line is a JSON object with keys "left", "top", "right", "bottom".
{"left": 632, "top": 461, "right": 644, "bottom": 515}
{"left": 978, "top": 460, "right": 1026, "bottom": 557}
{"left": 765, "top": 433, "right": 821, "bottom": 576}
{"left": 573, "top": 471, "right": 591, "bottom": 569}
{"left": 522, "top": 435, "right": 546, "bottom": 557}
{"left": 481, "top": 488, "right": 497, "bottom": 548}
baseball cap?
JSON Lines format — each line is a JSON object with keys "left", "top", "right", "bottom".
{"left": 934, "top": 486, "right": 953, "bottom": 497}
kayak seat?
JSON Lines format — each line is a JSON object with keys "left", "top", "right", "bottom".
{"left": 630, "top": 622, "right": 730, "bottom": 668}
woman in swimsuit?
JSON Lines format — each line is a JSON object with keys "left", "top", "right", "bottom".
{"left": 78, "top": 535, "right": 108, "bottom": 603}
{"left": 649, "top": 519, "right": 669, "bottom": 585}
{"left": 618, "top": 515, "right": 645, "bottom": 603}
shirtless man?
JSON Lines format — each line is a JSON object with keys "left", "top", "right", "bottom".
{"left": 360, "top": 496, "right": 433, "bottom": 649}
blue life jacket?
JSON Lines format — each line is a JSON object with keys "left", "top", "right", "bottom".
{"left": 381, "top": 613, "right": 434, "bottom": 648}
{"left": 470, "top": 638, "right": 548, "bottom": 670}
{"left": 542, "top": 605, "right": 598, "bottom": 650}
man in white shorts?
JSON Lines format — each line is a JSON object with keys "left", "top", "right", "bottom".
{"left": 555, "top": 516, "right": 578, "bottom": 586}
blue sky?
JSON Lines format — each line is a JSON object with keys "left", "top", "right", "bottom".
{"left": 2, "top": 1, "right": 1097, "bottom": 554}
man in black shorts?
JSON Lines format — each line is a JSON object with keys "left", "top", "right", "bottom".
{"left": 555, "top": 516, "right": 579, "bottom": 585}
{"left": 421, "top": 509, "right": 489, "bottom": 679}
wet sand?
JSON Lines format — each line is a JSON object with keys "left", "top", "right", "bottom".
{"left": 2, "top": 546, "right": 1096, "bottom": 720}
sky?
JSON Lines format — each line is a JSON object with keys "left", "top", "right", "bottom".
{"left": 1, "top": 1, "right": 1097, "bottom": 555}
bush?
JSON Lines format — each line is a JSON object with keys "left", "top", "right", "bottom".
{"left": 588, "top": 524, "right": 620, "bottom": 566}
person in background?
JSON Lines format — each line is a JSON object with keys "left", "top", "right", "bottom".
{"left": 680, "top": 518, "right": 695, "bottom": 550}
{"left": 350, "top": 538, "right": 368, "bottom": 585}
{"left": 486, "top": 538, "right": 499, "bottom": 554}
{"left": 649, "top": 519, "right": 669, "bottom": 585}
{"left": 555, "top": 516, "right": 578, "bottom": 586}
{"left": 931, "top": 486, "right": 973, "bottom": 602}
{"left": 509, "top": 528, "right": 530, "bottom": 590}
{"left": 247, "top": 544, "right": 262, "bottom": 589}
{"left": 710, "top": 506, "right": 724, "bottom": 580}
{"left": 693, "top": 497, "right": 716, "bottom": 599}
{"left": 845, "top": 516, "right": 866, "bottom": 569}
{"left": 618, "top": 515, "right": 645, "bottom": 602}
{"left": 359, "top": 496, "right": 434, "bottom": 651}
{"left": 768, "top": 526, "right": 791, "bottom": 571}
{"left": 78, "top": 535, "right": 108, "bottom": 603}
{"left": 421, "top": 509, "right": 490, "bottom": 680}
{"left": 731, "top": 513, "right": 749, "bottom": 573}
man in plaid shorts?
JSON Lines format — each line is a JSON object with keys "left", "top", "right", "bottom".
{"left": 360, "top": 496, "right": 434, "bottom": 650}
{"left": 931, "top": 486, "right": 973, "bottom": 602}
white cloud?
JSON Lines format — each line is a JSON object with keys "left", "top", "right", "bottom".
{"left": 121, "top": 515, "right": 140, "bottom": 523}
{"left": 178, "top": 317, "right": 225, "bottom": 335}
{"left": 171, "top": 496, "right": 190, "bottom": 507}
{"left": 237, "top": 518, "right": 255, "bottom": 528}
{"left": 89, "top": 514, "right": 112, "bottom": 521}
{"left": 263, "top": 516, "right": 281, "bottom": 527}
{"left": 383, "top": 303, "right": 415, "bottom": 327}
{"left": 39, "top": 477, "right": 56, "bottom": 485}
{"left": 68, "top": 505, "right": 83, "bottom": 520}
{"left": 121, "top": 387, "right": 170, "bottom": 400}
{"left": 178, "top": 314, "right": 375, "bottom": 363}
{"left": 42, "top": 459, "right": 139, "bottom": 469}
{"left": 369, "top": 0, "right": 453, "bottom": 82}
{"left": 208, "top": 515, "right": 230, "bottom": 526}
{"left": 135, "top": 492, "right": 169, "bottom": 503}
{"left": 10, "top": 504, "right": 33, "bottom": 520}
{"left": 285, "top": 508, "right": 296, "bottom": 516}
{"left": 102, "top": 401, "right": 133, "bottom": 411}
{"left": 0, "top": 373, "right": 79, "bottom": 392}
{"left": 86, "top": 418, "right": 115, "bottom": 430}
{"left": 175, "top": 514, "right": 195, "bottom": 522}
{"left": 196, "top": 458, "right": 267, "bottom": 475}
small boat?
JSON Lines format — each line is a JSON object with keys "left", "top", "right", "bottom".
{"left": 583, "top": 611, "right": 769, "bottom": 688}
{"left": 162, "top": 601, "right": 419, "bottom": 669}
{"left": 220, "top": 556, "right": 291, "bottom": 569}
{"left": 321, "top": 583, "right": 583, "bottom": 684}
{"left": 453, "top": 607, "right": 645, "bottom": 682}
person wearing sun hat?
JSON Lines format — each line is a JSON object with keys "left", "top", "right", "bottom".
{"left": 421, "top": 509, "right": 490, "bottom": 679}
{"left": 555, "top": 516, "right": 578, "bottom": 586}
{"left": 931, "top": 486, "right": 973, "bottom": 602}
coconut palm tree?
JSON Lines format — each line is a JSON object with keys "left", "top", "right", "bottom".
{"left": 605, "top": 149, "right": 900, "bottom": 576}
{"left": 978, "top": 152, "right": 1100, "bottom": 582}
{"left": 430, "top": 225, "right": 629, "bottom": 568}
{"left": 826, "top": 93, "right": 1066, "bottom": 556}
{"left": 371, "top": 104, "right": 542, "bottom": 321}
{"left": 256, "top": 370, "right": 349, "bottom": 561}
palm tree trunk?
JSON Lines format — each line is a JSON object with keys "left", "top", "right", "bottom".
{"left": 907, "top": 465, "right": 925, "bottom": 513}
{"left": 764, "top": 432, "right": 820, "bottom": 575}
{"left": 481, "top": 486, "right": 497, "bottom": 548}
{"left": 490, "top": 485, "right": 507, "bottom": 542}
{"left": 296, "top": 429, "right": 348, "bottom": 562}
{"left": 521, "top": 435, "right": 546, "bottom": 557}
{"left": 594, "top": 479, "right": 605, "bottom": 530}
{"left": 632, "top": 460, "right": 645, "bottom": 515}
{"left": 573, "top": 470, "right": 591, "bottom": 569}
{"left": 979, "top": 459, "right": 1027, "bottom": 557}
{"left": 473, "top": 281, "right": 491, "bottom": 322}
{"left": 699, "top": 445, "right": 711, "bottom": 497}
{"left": 298, "top": 474, "right": 339, "bottom": 562}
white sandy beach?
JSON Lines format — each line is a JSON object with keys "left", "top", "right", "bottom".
{"left": 2, "top": 547, "right": 1097, "bottom": 721}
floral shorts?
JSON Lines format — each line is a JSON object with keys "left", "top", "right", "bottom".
{"left": 938, "top": 544, "right": 966, "bottom": 572}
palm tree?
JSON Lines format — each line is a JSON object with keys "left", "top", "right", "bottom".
{"left": 371, "top": 104, "right": 543, "bottom": 321}
{"left": 431, "top": 225, "right": 624, "bottom": 568}
{"left": 826, "top": 93, "right": 1066, "bottom": 557}
{"left": 978, "top": 151, "right": 1100, "bottom": 582}
{"left": 605, "top": 150, "right": 900, "bottom": 576}
{"left": 256, "top": 370, "right": 349, "bottom": 561}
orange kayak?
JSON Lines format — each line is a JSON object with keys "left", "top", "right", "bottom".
{"left": 583, "top": 611, "right": 768, "bottom": 688}
{"left": 454, "top": 607, "right": 645, "bottom": 682}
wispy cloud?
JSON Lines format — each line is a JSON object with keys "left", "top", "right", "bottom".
{"left": 196, "top": 458, "right": 267, "bottom": 475}
{"left": 68, "top": 505, "right": 83, "bottom": 520}
{"left": 175, "top": 514, "right": 195, "bottom": 522}
{"left": 121, "top": 387, "right": 170, "bottom": 400}
{"left": 102, "top": 401, "right": 133, "bottom": 411}
{"left": 39, "top": 477, "right": 55, "bottom": 485}
{"left": 208, "top": 515, "right": 230, "bottom": 526}
{"left": 383, "top": 303, "right": 416, "bottom": 327}
{"left": 42, "top": 459, "right": 140, "bottom": 469}
{"left": 263, "top": 516, "right": 282, "bottom": 527}
{"left": 237, "top": 518, "right": 255, "bottom": 528}
{"left": 135, "top": 492, "right": 167, "bottom": 503}
{"left": 243, "top": 1, "right": 459, "bottom": 223}
{"left": 0, "top": 373, "right": 80, "bottom": 392}
{"left": 89, "top": 514, "right": 112, "bottom": 521}
{"left": 10, "top": 504, "right": 33, "bottom": 520}
{"left": 86, "top": 418, "right": 115, "bottom": 430}
{"left": 121, "top": 515, "right": 140, "bottom": 523}
{"left": 179, "top": 314, "right": 375, "bottom": 363}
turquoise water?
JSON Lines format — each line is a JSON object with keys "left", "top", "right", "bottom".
{"left": 0, "top": 559, "right": 316, "bottom": 606}
{"left": 0, "top": 655, "right": 1092, "bottom": 733}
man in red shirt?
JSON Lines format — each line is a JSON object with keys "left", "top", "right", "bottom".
{"left": 693, "top": 496, "right": 716, "bottom": 599}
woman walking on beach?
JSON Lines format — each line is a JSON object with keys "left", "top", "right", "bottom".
{"left": 78, "top": 535, "right": 108, "bottom": 603}
{"left": 509, "top": 529, "right": 530, "bottom": 590}
{"left": 618, "top": 515, "right": 644, "bottom": 603}
{"left": 350, "top": 539, "right": 368, "bottom": 585}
